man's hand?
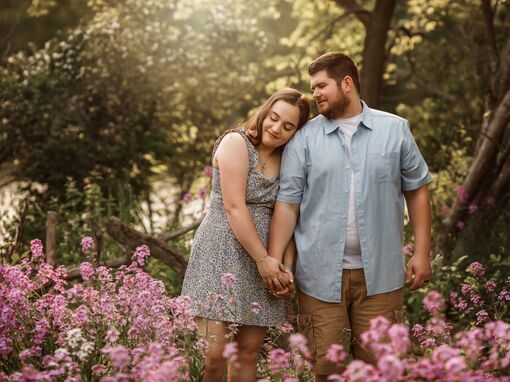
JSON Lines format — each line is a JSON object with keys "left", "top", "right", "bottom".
{"left": 273, "top": 265, "right": 295, "bottom": 297}
{"left": 405, "top": 253, "right": 432, "bottom": 290}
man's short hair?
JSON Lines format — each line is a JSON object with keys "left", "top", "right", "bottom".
{"left": 308, "top": 52, "right": 361, "bottom": 94}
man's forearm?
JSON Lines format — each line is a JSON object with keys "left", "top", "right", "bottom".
{"left": 404, "top": 185, "right": 431, "bottom": 257}
{"left": 268, "top": 201, "right": 300, "bottom": 262}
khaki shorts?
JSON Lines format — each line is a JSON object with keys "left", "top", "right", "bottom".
{"left": 297, "top": 269, "right": 403, "bottom": 376}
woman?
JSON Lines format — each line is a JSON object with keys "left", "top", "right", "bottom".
{"left": 181, "top": 88, "right": 310, "bottom": 382}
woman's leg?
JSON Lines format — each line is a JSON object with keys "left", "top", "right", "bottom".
{"left": 227, "top": 325, "right": 267, "bottom": 382}
{"left": 196, "top": 317, "right": 229, "bottom": 382}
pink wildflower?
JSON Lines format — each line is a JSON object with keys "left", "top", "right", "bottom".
{"left": 469, "top": 262, "right": 485, "bottom": 277}
{"left": 203, "top": 165, "right": 213, "bottom": 178}
{"left": 182, "top": 192, "right": 193, "bottom": 204}
{"left": 197, "top": 186, "right": 208, "bottom": 199}
{"left": 378, "top": 354, "right": 404, "bottom": 381}
{"left": 280, "top": 323, "right": 294, "bottom": 334}
{"left": 131, "top": 244, "right": 150, "bottom": 267}
{"left": 80, "top": 236, "right": 94, "bottom": 255}
{"left": 343, "top": 360, "right": 378, "bottom": 382}
{"left": 30, "top": 239, "right": 44, "bottom": 262}
{"left": 326, "top": 343, "right": 347, "bottom": 365}
{"left": 468, "top": 203, "right": 479, "bottom": 214}
{"left": 456, "top": 221, "right": 465, "bottom": 230}
{"left": 222, "top": 342, "right": 238, "bottom": 363}
{"left": 423, "top": 290, "right": 446, "bottom": 315}
{"left": 79, "top": 262, "right": 94, "bottom": 281}
{"left": 476, "top": 310, "right": 489, "bottom": 326}
{"left": 486, "top": 195, "right": 496, "bottom": 205}
{"left": 498, "top": 289, "right": 510, "bottom": 304}
{"left": 456, "top": 185, "right": 468, "bottom": 203}
{"left": 288, "top": 333, "right": 310, "bottom": 358}
{"left": 402, "top": 244, "right": 413, "bottom": 256}
{"left": 485, "top": 280, "right": 496, "bottom": 293}
{"left": 441, "top": 204, "right": 450, "bottom": 215}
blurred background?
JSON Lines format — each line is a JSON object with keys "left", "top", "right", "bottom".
{"left": 1, "top": 0, "right": 509, "bottom": 292}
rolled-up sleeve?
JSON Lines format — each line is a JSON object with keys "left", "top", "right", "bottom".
{"left": 277, "top": 133, "right": 307, "bottom": 204}
{"left": 400, "top": 121, "right": 432, "bottom": 191}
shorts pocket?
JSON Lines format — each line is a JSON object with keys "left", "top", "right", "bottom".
{"left": 298, "top": 313, "right": 316, "bottom": 361}
{"left": 385, "top": 310, "right": 404, "bottom": 324}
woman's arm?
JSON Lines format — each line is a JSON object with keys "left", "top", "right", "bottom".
{"left": 215, "top": 133, "right": 285, "bottom": 291}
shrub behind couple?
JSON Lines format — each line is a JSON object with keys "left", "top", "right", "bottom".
{"left": 182, "top": 52, "right": 432, "bottom": 382}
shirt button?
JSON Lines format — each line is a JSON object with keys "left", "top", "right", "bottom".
{"left": 344, "top": 189, "right": 348, "bottom": 193}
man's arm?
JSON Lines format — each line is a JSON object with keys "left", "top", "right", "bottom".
{"left": 268, "top": 201, "right": 300, "bottom": 263}
{"left": 403, "top": 185, "right": 432, "bottom": 290}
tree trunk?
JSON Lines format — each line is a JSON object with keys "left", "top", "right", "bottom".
{"left": 359, "top": 0, "right": 397, "bottom": 108}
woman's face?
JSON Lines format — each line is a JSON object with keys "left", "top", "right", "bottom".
{"left": 260, "top": 100, "right": 301, "bottom": 149}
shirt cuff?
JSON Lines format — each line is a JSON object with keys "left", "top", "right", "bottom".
{"left": 402, "top": 173, "right": 432, "bottom": 191}
{"left": 276, "top": 194, "right": 302, "bottom": 204}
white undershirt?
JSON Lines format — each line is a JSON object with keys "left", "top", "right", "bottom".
{"left": 336, "top": 113, "right": 363, "bottom": 269}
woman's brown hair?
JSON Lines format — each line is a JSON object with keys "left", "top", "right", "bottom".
{"left": 243, "top": 87, "right": 310, "bottom": 145}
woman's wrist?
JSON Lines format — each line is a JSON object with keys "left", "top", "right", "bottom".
{"left": 255, "top": 254, "right": 268, "bottom": 264}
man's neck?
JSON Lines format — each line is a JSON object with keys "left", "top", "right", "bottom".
{"left": 339, "top": 97, "right": 362, "bottom": 119}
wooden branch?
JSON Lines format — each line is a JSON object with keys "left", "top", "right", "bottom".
{"left": 443, "top": 87, "right": 510, "bottom": 230}
{"left": 105, "top": 217, "right": 188, "bottom": 277}
{"left": 45, "top": 211, "right": 57, "bottom": 266}
{"left": 159, "top": 217, "right": 203, "bottom": 241}
{"left": 332, "top": 0, "right": 371, "bottom": 27}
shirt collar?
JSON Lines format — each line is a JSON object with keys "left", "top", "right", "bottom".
{"left": 322, "top": 100, "right": 373, "bottom": 134}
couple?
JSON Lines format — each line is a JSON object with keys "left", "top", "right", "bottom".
{"left": 181, "top": 52, "right": 432, "bottom": 382}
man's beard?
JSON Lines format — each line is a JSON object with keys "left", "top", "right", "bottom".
{"left": 320, "top": 88, "right": 350, "bottom": 119}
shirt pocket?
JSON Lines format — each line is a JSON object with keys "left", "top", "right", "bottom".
{"left": 368, "top": 151, "right": 399, "bottom": 183}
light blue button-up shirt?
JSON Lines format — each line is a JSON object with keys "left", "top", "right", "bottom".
{"left": 277, "top": 101, "right": 432, "bottom": 303}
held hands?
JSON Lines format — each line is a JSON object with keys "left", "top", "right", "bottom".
{"left": 256, "top": 256, "right": 295, "bottom": 297}
{"left": 405, "top": 252, "right": 432, "bottom": 290}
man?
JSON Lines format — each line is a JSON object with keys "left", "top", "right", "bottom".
{"left": 268, "top": 52, "right": 432, "bottom": 380}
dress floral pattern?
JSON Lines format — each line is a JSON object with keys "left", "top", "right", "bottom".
{"left": 181, "top": 130, "right": 289, "bottom": 326}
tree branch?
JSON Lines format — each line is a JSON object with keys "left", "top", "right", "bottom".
{"left": 332, "top": 0, "right": 371, "bottom": 27}
{"left": 105, "top": 217, "right": 188, "bottom": 277}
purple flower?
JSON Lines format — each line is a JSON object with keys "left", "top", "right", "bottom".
{"left": 131, "top": 244, "right": 150, "bottom": 267}
{"left": 485, "top": 280, "right": 496, "bottom": 293}
{"left": 182, "top": 192, "right": 193, "bottom": 204}
{"left": 475, "top": 310, "right": 489, "bottom": 326}
{"left": 288, "top": 333, "right": 310, "bottom": 358}
{"left": 486, "top": 195, "right": 496, "bottom": 206}
{"left": 203, "top": 166, "right": 213, "bottom": 178}
{"left": 456, "top": 185, "right": 468, "bottom": 203}
{"left": 441, "top": 204, "right": 450, "bottom": 215}
{"left": 197, "top": 186, "right": 208, "bottom": 200}
{"left": 469, "top": 262, "right": 485, "bottom": 277}
{"left": 280, "top": 323, "right": 294, "bottom": 334}
{"left": 79, "top": 262, "right": 94, "bottom": 281}
{"left": 468, "top": 203, "right": 479, "bottom": 215}
{"left": 221, "top": 273, "right": 236, "bottom": 289}
{"left": 423, "top": 290, "right": 445, "bottom": 315}
{"left": 402, "top": 244, "right": 413, "bottom": 256}
{"left": 30, "top": 239, "right": 44, "bottom": 262}
{"left": 222, "top": 342, "right": 238, "bottom": 363}
{"left": 456, "top": 221, "right": 465, "bottom": 230}
{"left": 326, "top": 343, "right": 347, "bottom": 364}
{"left": 80, "top": 236, "right": 94, "bottom": 255}
{"left": 498, "top": 289, "right": 510, "bottom": 304}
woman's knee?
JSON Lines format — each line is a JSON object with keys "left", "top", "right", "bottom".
{"left": 205, "top": 347, "right": 228, "bottom": 371}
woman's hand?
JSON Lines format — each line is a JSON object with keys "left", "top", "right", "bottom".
{"left": 257, "top": 256, "right": 288, "bottom": 293}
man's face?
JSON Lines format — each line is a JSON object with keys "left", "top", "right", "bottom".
{"left": 310, "top": 70, "right": 350, "bottom": 119}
